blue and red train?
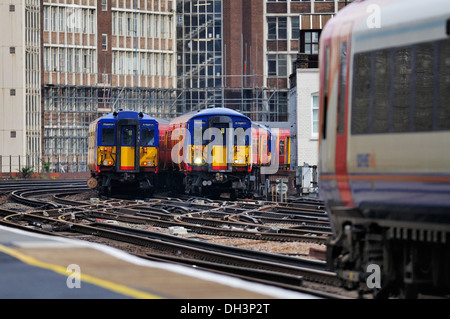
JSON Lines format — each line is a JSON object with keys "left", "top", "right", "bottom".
{"left": 87, "top": 108, "right": 290, "bottom": 198}
{"left": 87, "top": 110, "right": 159, "bottom": 194}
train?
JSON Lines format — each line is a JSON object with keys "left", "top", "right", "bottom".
{"left": 318, "top": 0, "right": 450, "bottom": 297}
{"left": 160, "top": 108, "right": 252, "bottom": 198}
{"left": 87, "top": 108, "right": 291, "bottom": 198}
{"left": 87, "top": 110, "right": 160, "bottom": 195}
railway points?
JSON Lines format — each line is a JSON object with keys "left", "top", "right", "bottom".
{"left": 0, "top": 179, "right": 345, "bottom": 300}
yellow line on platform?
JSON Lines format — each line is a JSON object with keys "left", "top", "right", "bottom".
{"left": 0, "top": 244, "right": 162, "bottom": 299}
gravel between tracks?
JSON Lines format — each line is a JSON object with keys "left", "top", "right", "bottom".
{"left": 4, "top": 190, "right": 327, "bottom": 261}
{"left": 69, "top": 191, "right": 328, "bottom": 260}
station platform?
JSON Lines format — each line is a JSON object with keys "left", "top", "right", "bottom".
{"left": 0, "top": 225, "right": 316, "bottom": 299}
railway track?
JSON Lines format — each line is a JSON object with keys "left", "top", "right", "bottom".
{"left": 0, "top": 180, "right": 356, "bottom": 298}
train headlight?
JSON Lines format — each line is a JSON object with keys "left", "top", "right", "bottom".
{"left": 103, "top": 160, "right": 108, "bottom": 165}
{"left": 195, "top": 157, "right": 203, "bottom": 164}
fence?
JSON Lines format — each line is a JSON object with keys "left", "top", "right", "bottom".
{"left": 0, "top": 155, "right": 88, "bottom": 174}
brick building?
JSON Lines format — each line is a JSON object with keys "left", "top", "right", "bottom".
{"left": 177, "top": 0, "right": 351, "bottom": 122}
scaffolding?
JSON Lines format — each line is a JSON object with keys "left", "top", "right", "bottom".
{"left": 42, "top": 77, "right": 289, "bottom": 172}
{"left": 42, "top": 85, "right": 178, "bottom": 168}
{"left": 174, "top": 83, "right": 288, "bottom": 122}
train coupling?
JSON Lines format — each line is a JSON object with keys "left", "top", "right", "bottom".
{"left": 120, "top": 172, "right": 135, "bottom": 183}
{"left": 215, "top": 173, "right": 224, "bottom": 182}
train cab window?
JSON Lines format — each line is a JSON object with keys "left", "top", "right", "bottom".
{"left": 141, "top": 128, "right": 155, "bottom": 146}
{"left": 192, "top": 121, "right": 207, "bottom": 145}
{"left": 122, "top": 127, "right": 135, "bottom": 146}
{"left": 101, "top": 127, "right": 115, "bottom": 145}
{"left": 279, "top": 139, "right": 285, "bottom": 155}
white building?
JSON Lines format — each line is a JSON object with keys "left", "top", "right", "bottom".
{"left": 0, "top": 0, "right": 41, "bottom": 172}
{"left": 289, "top": 67, "right": 319, "bottom": 193}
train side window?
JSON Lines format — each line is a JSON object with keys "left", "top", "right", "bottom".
{"left": 234, "top": 133, "right": 248, "bottom": 146}
{"left": 337, "top": 41, "right": 347, "bottom": 135}
{"left": 101, "top": 127, "right": 115, "bottom": 145}
{"left": 352, "top": 52, "right": 371, "bottom": 134}
{"left": 437, "top": 39, "right": 450, "bottom": 130}
{"left": 392, "top": 46, "right": 413, "bottom": 132}
{"left": 414, "top": 42, "right": 435, "bottom": 131}
{"left": 372, "top": 49, "right": 391, "bottom": 133}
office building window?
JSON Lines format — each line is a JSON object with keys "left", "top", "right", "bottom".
{"left": 291, "top": 16, "right": 300, "bottom": 40}
{"left": 102, "top": 34, "right": 108, "bottom": 51}
{"left": 301, "top": 30, "right": 321, "bottom": 55}
{"left": 268, "top": 17, "right": 287, "bottom": 40}
{"left": 268, "top": 54, "right": 287, "bottom": 77}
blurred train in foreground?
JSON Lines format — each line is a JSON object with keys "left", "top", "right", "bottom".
{"left": 319, "top": 0, "right": 450, "bottom": 297}
{"left": 87, "top": 110, "right": 160, "bottom": 194}
{"left": 88, "top": 108, "right": 291, "bottom": 198}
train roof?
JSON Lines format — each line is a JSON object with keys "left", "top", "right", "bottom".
{"left": 93, "top": 110, "right": 158, "bottom": 123}
{"left": 169, "top": 107, "right": 251, "bottom": 125}
{"left": 322, "top": 0, "right": 450, "bottom": 52}
{"left": 252, "top": 122, "right": 270, "bottom": 130}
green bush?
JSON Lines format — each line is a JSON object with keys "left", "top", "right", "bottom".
{"left": 20, "top": 166, "right": 34, "bottom": 179}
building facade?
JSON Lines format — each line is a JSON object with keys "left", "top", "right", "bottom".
{"left": 176, "top": 0, "right": 349, "bottom": 122}
{"left": 1, "top": 0, "right": 351, "bottom": 174}
{"left": 41, "top": 0, "right": 177, "bottom": 171}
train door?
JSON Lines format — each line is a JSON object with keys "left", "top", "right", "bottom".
{"left": 212, "top": 123, "right": 228, "bottom": 170}
{"left": 207, "top": 116, "right": 232, "bottom": 172}
{"left": 261, "top": 131, "right": 270, "bottom": 165}
{"left": 334, "top": 23, "right": 354, "bottom": 207}
{"left": 119, "top": 125, "right": 136, "bottom": 171}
